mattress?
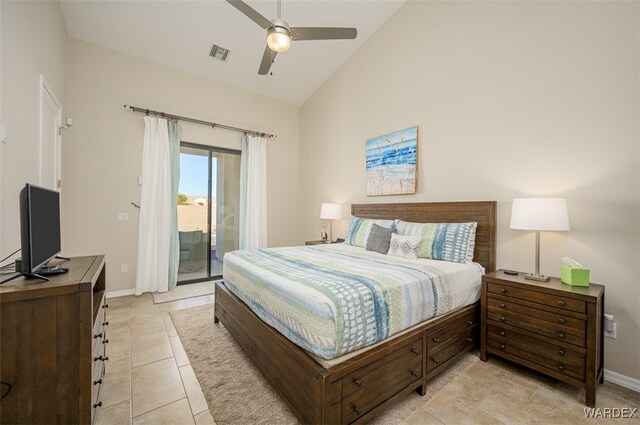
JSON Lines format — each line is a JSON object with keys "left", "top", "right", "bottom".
{"left": 222, "top": 243, "right": 483, "bottom": 360}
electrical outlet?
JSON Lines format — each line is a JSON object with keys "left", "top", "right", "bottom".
{"left": 121, "top": 264, "right": 128, "bottom": 273}
{"left": 1, "top": 123, "right": 7, "bottom": 144}
{"left": 118, "top": 212, "right": 129, "bottom": 222}
{"left": 605, "top": 322, "right": 617, "bottom": 339}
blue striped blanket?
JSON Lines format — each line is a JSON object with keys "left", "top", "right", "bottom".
{"left": 222, "top": 244, "right": 482, "bottom": 360}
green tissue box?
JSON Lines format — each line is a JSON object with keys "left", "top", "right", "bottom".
{"left": 561, "top": 265, "right": 590, "bottom": 286}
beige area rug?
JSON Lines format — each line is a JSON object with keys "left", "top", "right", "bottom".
{"left": 152, "top": 281, "right": 218, "bottom": 304}
{"left": 171, "top": 304, "right": 479, "bottom": 425}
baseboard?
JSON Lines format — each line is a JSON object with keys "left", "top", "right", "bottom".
{"left": 106, "top": 289, "right": 135, "bottom": 298}
{"left": 604, "top": 369, "right": 640, "bottom": 392}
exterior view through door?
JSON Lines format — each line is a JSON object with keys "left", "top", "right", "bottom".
{"left": 177, "top": 142, "right": 240, "bottom": 284}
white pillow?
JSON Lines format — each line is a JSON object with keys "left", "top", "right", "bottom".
{"left": 387, "top": 234, "right": 421, "bottom": 260}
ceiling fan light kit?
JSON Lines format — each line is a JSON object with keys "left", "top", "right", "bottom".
{"left": 267, "top": 21, "right": 291, "bottom": 53}
{"left": 226, "top": 0, "right": 358, "bottom": 75}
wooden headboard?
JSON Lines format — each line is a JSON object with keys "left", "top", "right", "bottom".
{"left": 352, "top": 201, "right": 497, "bottom": 273}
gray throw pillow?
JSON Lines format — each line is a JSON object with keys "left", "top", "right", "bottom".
{"left": 365, "top": 223, "right": 395, "bottom": 255}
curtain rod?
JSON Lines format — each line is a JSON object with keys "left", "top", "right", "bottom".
{"left": 123, "top": 104, "right": 276, "bottom": 139}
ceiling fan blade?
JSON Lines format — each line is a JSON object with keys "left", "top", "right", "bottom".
{"left": 258, "top": 45, "right": 277, "bottom": 75}
{"left": 226, "top": 0, "right": 272, "bottom": 29}
{"left": 290, "top": 27, "right": 357, "bottom": 41}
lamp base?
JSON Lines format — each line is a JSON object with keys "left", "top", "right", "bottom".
{"left": 525, "top": 273, "right": 551, "bottom": 282}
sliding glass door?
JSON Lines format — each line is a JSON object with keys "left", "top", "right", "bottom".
{"left": 177, "top": 142, "right": 241, "bottom": 284}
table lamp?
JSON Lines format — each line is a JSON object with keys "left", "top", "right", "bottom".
{"left": 510, "top": 198, "right": 570, "bottom": 281}
{"left": 320, "top": 203, "right": 342, "bottom": 242}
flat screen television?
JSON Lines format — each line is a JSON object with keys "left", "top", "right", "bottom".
{"left": 19, "top": 183, "right": 61, "bottom": 275}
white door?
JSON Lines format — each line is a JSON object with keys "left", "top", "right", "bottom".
{"left": 39, "top": 75, "right": 62, "bottom": 190}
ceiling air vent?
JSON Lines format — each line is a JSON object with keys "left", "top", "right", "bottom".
{"left": 210, "top": 44, "right": 230, "bottom": 62}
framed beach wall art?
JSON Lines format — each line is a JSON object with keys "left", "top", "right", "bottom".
{"left": 366, "top": 126, "right": 418, "bottom": 196}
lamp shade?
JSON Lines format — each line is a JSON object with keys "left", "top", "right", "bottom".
{"left": 510, "top": 198, "right": 570, "bottom": 231}
{"left": 320, "top": 203, "right": 342, "bottom": 220}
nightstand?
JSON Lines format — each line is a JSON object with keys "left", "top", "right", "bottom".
{"left": 305, "top": 240, "right": 329, "bottom": 245}
{"left": 480, "top": 270, "right": 605, "bottom": 407}
{"left": 305, "top": 239, "right": 344, "bottom": 246}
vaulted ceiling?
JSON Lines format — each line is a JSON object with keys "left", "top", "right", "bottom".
{"left": 60, "top": 0, "right": 404, "bottom": 105}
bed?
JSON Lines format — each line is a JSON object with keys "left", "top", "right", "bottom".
{"left": 214, "top": 201, "right": 496, "bottom": 424}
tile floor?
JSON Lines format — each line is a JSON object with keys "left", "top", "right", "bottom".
{"left": 96, "top": 292, "right": 639, "bottom": 425}
{"left": 94, "top": 292, "right": 216, "bottom": 425}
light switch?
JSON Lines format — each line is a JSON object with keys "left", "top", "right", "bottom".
{"left": 118, "top": 213, "right": 129, "bottom": 222}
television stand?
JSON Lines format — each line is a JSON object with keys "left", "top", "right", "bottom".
{"left": 22, "top": 272, "right": 50, "bottom": 281}
{"left": 0, "top": 255, "right": 108, "bottom": 424}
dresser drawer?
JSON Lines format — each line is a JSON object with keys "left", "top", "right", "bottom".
{"left": 427, "top": 310, "right": 478, "bottom": 352}
{"left": 487, "top": 329, "right": 585, "bottom": 380}
{"left": 487, "top": 296, "right": 585, "bottom": 331}
{"left": 487, "top": 282, "right": 586, "bottom": 314}
{"left": 427, "top": 326, "right": 476, "bottom": 373}
{"left": 487, "top": 306, "right": 585, "bottom": 347}
{"left": 342, "top": 338, "right": 422, "bottom": 423}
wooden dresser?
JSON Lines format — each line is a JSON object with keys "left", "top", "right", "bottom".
{"left": 0, "top": 256, "right": 109, "bottom": 424}
{"left": 480, "top": 270, "right": 604, "bottom": 407}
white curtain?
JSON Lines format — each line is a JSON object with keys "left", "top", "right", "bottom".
{"left": 239, "top": 135, "right": 268, "bottom": 249}
{"left": 135, "top": 116, "right": 171, "bottom": 295}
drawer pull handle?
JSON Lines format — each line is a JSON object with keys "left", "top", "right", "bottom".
{"left": 102, "top": 321, "right": 109, "bottom": 326}
{"left": 557, "top": 318, "right": 566, "bottom": 325}
{"left": 500, "top": 344, "right": 505, "bottom": 350}
{"left": 411, "top": 348, "right": 419, "bottom": 355}
{"left": 103, "top": 339, "right": 109, "bottom": 344}
{"left": 411, "top": 371, "right": 419, "bottom": 378}
{"left": 102, "top": 304, "right": 109, "bottom": 309}
{"left": 558, "top": 349, "right": 565, "bottom": 356}
{"left": 354, "top": 378, "right": 362, "bottom": 387}
{"left": 466, "top": 337, "right": 473, "bottom": 343}
{"left": 499, "top": 316, "right": 505, "bottom": 322}
{"left": 93, "top": 379, "right": 102, "bottom": 385}
{"left": 94, "top": 401, "right": 102, "bottom": 408}
{"left": 104, "top": 356, "right": 109, "bottom": 362}
{"left": 432, "top": 337, "right": 440, "bottom": 343}
{"left": 94, "top": 333, "right": 102, "bottom": 339}
{"left": 558, "top": 300, "right": 566, "bottom": 307}
{"left": 94, "top": 356, "right": 103, "bottom": 361}
{"left": 432, "top": 358, "right": 440, "bottom": 364}
{"left": 467, "top": 320, "right": 474, "bottom": 326}
{"left": 500, "top": 288, "right": 507, "bottom": 294}
{"left": 353, "top": 406, "right": 361, "bottom": 416}
{"left": 557, "top": 333, "right": 566, "bottom": 340}
{"left": 499, "top": 331, "right": 506, "bottom": 337}
{"left": 499, "top": 303, "right": 505, "bottom": 309}
{"left": 557, "top": 365, "right": 565, "bottom": 372}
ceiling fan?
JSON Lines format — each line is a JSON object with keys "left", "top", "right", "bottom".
{"left": 226, "top": 0, "right": 358, "bottom": 75}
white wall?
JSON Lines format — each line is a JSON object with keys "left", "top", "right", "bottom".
{"left": 0, "top": 0, "right": 67, "bottom": 258}
{"left": 300, "top": 1, "right": 640, "bottom": 380}
{"left": 63, "top": 39, "right": 300, "bottom": 293}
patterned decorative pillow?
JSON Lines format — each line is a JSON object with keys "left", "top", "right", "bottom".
{"left": 387, "top": 234, "right": 420, "bottom": 260}
{"left": 345, "top": 216, "right": 396, "bottom": 247}
{"left": 365, "top": 224, "right": 395, "bottom": 254}
{"left": 395, "top": 221, "right": 477, "bottom": 263}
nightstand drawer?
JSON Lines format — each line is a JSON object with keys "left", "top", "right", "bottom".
{"left": 427, "top": 310, "right": 478, "bottom": 352}
{"left": 487, "top": 307, "right": 585, "bottom": 347}
{"left": 487, "top": 296, "right": 585, "bottom": 331}
{"left": 487, "top": 282, "right": 586, "bottom": 314}
{"left": 487, "top": 331, "right": 585, "bottom": 380}
{"left": 487, "top": 324, "right": 585, "bottom": 369}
